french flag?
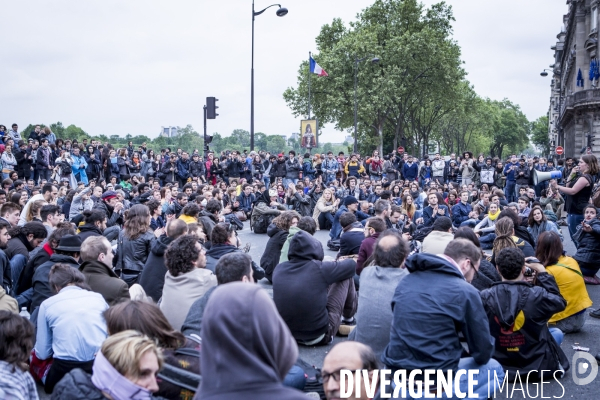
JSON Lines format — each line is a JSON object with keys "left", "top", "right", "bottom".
{"left": 310, "top": 56, "right": 328, "bottom": 77}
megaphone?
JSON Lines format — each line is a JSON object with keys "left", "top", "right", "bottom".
{"left": 533, "top": 169, "right": 562, "bottom": 185}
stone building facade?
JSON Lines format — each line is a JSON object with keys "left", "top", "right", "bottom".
{"left": 551, "top": 0, "right": 600, "bottom": 157}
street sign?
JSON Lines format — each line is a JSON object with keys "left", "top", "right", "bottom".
{"left": 397, "top": 146, "right": 405, "bottom": 153}
{"left": 555, "top": 146, "right": 564, "bottom": 155}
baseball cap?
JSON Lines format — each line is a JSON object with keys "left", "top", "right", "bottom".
{"left": 102, "top": 190, "right": 117, "bottom": 201}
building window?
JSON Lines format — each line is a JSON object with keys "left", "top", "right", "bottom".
{"left": 592, "top": 7, "right": 598, "bottom": 32}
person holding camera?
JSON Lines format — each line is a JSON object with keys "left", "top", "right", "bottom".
{"left": 480, "top": 247, "right": 569, "bottom": 381}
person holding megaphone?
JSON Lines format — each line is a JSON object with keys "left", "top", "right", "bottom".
{"left": 552, "top": 154, "right": 599, "bottom": 248}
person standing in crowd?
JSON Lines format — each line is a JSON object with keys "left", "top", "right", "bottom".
{"left": 553, "top": 154, "right": 599, "bottom": 244}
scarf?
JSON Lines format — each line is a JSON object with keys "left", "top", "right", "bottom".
{"left": 488, "top": 209, "right": 501, "bottom": 221}
{"left": 91, "top": 351, "right": 153, "bottom": 400}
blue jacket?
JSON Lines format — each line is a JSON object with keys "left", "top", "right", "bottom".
{"left": 177, "top": 158, "right": 190, "bottom": 181}
{"left": 422, "top": 204, "right": 449, "bottom": 227}
{"left": 451, "top": 201, "right": 472, "bottom": 226}
{"left": 71, "top": 154, "right": 88, "bottom": 184}
{"left": 503, "top": 162, "right": 519, "bottom": 181}
{"left": 381, "top": 253, "right": 494, "bottom": 371}
{"left": 330, "top": 205, "right": 369, "bottom": 240}
{"left": 237, "top": 193, "right": 255, "bottom": 213}
{"left": 402, "top": 162, "right": 418, "bottom": 181}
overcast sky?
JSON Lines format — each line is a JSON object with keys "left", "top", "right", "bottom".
{"left": 1, "top": 0, "right": 566, "bottom": 143}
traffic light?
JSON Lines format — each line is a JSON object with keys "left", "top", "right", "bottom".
{"left": 205, "top": 135, "right": 213, "bottom": 145}
{"left": 206, "top": 97, "right": 219, "bottom": 119}
{"left": 588, "top": 133, "right": 595, "bottom": 148}
{"left": 204, "top": 144, "right": 210, "bottom": 153}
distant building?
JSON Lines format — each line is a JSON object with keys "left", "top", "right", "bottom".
{"left": 160, "top": 126, "right": 181, "bottom": 138}
{"left": 289, "top": 132, "right": 300, "bottom": 141}
{"left": 551, "top": 0, "right": 599, "bottom": 157}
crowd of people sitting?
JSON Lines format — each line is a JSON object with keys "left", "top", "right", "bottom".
{"left": 0, "top": 122, "right": 599, "bottom": 399}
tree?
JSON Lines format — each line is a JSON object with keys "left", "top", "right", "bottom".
{"left": 230, "top": 129, "right": 251, "bottom": 150}
{"left": 283, "top": 0, "right": 464, "bottom": 155}
{"left": 487, "top": 99, "right": 530, "bottom": 159}
{"left": 265, "top": 135, "right": 287, "bottom": 154}
{"left": 63, "top": 124, "right": 88, "bottom": 141}
{"left": 530, "top": 115, "right": 550, "bottom": 156}
{"left": 50, "top": 122, "right": 65, "bottom": 137}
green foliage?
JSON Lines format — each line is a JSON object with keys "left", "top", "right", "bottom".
{"left": 530, "top": 115, "right": 550, "bottom": 155}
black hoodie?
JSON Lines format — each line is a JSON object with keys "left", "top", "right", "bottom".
{"left": 273, "top": 231, "right": 355, "bottom": 341}
{"left": 138, "top": 235, "right": 174, "bottom": 302}
{"left": 196, "top": 283, "right": 306, "bottom": 400}
{"left": 480, "top": 274, "right": 568, "bottom": 380}
{"left": 260, "top": 224, "right": 289, "bottom": 282}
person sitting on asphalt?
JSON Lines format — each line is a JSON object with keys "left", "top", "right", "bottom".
{"left": 571, "top": 204, "right": 600, "bottom": 285}
{"left": 279, "top": 216, "right": 317, "bottom": 263}
{"left": 381, "top": 239, "right": 505, "bottom": 397}
{"left": 422, "top": 192, "right": 449, "bottom": 227}
{"left": 261, "top": 210, "right": 299, "bottom": 283}
{"left": 355, "top": 217, "right": 385, "bottom": 275}
{"left": 195, "top": 282, "right": 308, "bottom": 400}
{"left": 273, "top": 230, "right": 357, "bottom": 345}
{"left": 205, "top": 222, "right": 264, "bottom": 281}
{"left": 451, "top": 190, "right": 477, "bottom": 228}
{"left": 79, "top": 236, "right": 130, "bottom": 305}
{"left": 337, "top": 212, "right": 365, "bottom": 259}
{"left": 421, "top": 216, "right": 454, "bottom": 255}
{"left": 480, "top": 247, "right": 569, "bottom": 381}
{"left": 453, "top": 227, "right": 501, "bottom": 291}
{"left": 159, "top": 234, "right": 217, "bottom": 331}
{"left": 490, "top": 217, "right": 535, "bottom": 266}
{"left": 322, "top": 341, "right": 380, "bottom": 400}
{"left": 34, "top": 263, "right": 108, "bottom": 394}
{"left": 330, "top": 195, "right": 369, "bottom": 240}
{"left": 250, "top": 188, "right": 287, "bottom": 233}
{"left": 349, "top": 230, "right": 409, "bottom": 356}
{"left": 535, "top": 231, "right": 593, "bottom": 333}
{"left": 138, "top": 219, "right": 188, "bottom": 303}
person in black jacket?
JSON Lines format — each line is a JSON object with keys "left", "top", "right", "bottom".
{"left": 0, "top": 220, "right": 11, "bottom": 294}
{"left": 273, "top": 230, "right": 357, "bottom": 345}
{"left": 260, "top": 211, "right": 299, "bottom": 283}
{"left": 189, "top": 153, "right": 206, "bottom": 183}
{"left": 480, "top": 247, "right": 568, "bottom": 381}
{"left": 138, "top": 219, "right": 188, "bottom": 302}
{"left": 286, "top": 182, "right": 311, "bottom": 217}
{"left": 337, "top": 212, "right": 364, "bottom": 258}
{"left": 381, "top": 239, "right": 505, "bottom": 397}
{"left": 14, "top": 141, "right": 32, "bottom": 180}
{"left": 30, "top": 235, "right": 82, "bottom": 322}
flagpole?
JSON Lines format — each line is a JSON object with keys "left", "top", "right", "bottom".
{"left": 308, "top": 51, "right": 312, "bottom": 119}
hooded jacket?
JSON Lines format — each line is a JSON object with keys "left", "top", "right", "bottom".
{"left": 79, "top": 260, "right": 130, "bottom": 305}
{"left": 480, "top": 274, "right": 569, "bottom": 380}
{"left": 573, "top": 219, "right": 600, "bottom": 264}
{"left": 381, "top": 253, "right": 494, "bottom": 372}
{"left": 138, "top": 235, "right": 174, "bottom": 302}
{"left": 205, "top": 243, "right": 240, "bottom": 273}
{"left": 0, "top": 286, "right": 17, "bottom": 312}
{"left": 77, "top": 224, "right": 104, "bottom": 243}
{"left": 250, "top": 192, "right": 286, "bottom": 227}
{"left": 195, "top": 283, "right": 306, "bottom": 400}
{"left": 160, "top": 268, "right": 217, "bottom": 331}
{"left": 198, "top": 210, "right": 218, "bottom": 240}
{"left": 261, "top": 224, "right": 289, "bottom": 282}
{"left": 273, "top": 231, "right": 355, "bottom": 341}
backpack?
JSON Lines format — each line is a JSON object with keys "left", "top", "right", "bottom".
{"left": 295, "top": 358, "right": 326, "bottom": 400}
{"left": 157, "top": 336, "right": 202, "bottom": 399}
{"left": 252, "top": 213, "right": 275, "bottom": 234}
{"left": 59, "top": 160, "right": 72, "bottom": 175}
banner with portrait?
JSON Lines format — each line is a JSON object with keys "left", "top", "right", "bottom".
{"left": 300, "top": 119, "right": 318, "bottom": 149}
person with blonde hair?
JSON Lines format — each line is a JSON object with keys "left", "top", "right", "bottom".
{"left": 52, "top": 330, "right": 164, "bottom": 400}
{"left": 312, "top": 188, "right": 339, "bottom": 230}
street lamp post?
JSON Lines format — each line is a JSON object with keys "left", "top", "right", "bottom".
{"left": 353, "top": 55, "right": 379, "bottom": 154}
{"left": 251, "top": 0, "right": 288, "bottom": 151}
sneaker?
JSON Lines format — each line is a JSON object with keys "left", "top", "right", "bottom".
{"left": 583, "top": 275, "right": 600, "bottom": 285}
{"left": 590, "top": 308, "right": 600, "bottom": 319}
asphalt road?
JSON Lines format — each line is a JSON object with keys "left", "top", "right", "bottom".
{"left": 38, "top": 224, "right": 599, "bottom": 399}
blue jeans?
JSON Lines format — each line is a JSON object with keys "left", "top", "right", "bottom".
{"left": 318, "top": 212, "right": 334, "bottom": 230}
{"left": 505, "top": 181, "right": 516, "bottom": 203}
{"left": 283, "top": 178, "right": 298, "bottom": 188}
{"left": 479, "top": 233, "right": 495, "bottom": 250}
{"left": 283, "top": 365, "right": 306, "bottom": 390}
{"left": 263, "top": 176, "right": 271, "bottom": 188}
{"left": 10, "top": 254, "right": 27, "bottom": 297}
{"left": 325, "top": 174, "right": 337, "bottom": 184}
{"left": 460, "top": 219, "right": 478, "bottom": 228}
{"left": 567, "top": 213, "right": 584, "bottom": 246}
